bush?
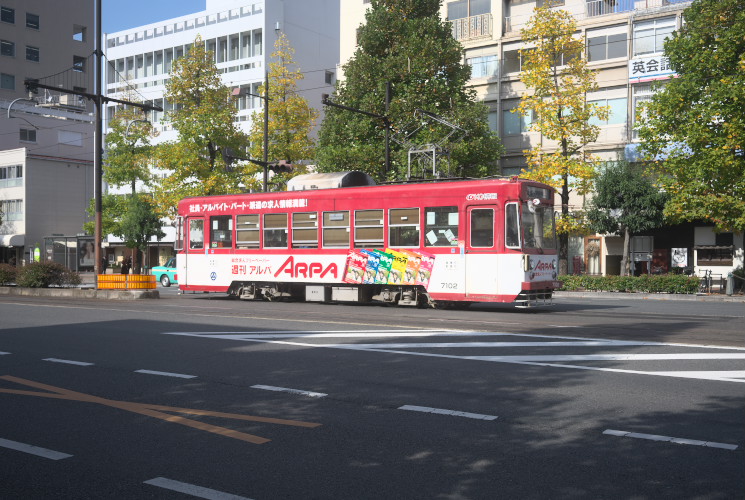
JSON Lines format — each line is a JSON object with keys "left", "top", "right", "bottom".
{"left": 0, "top": 263, "right": 17, "bottom": 285}
{"left": 15, "top": 262, "right": 81, "bottom": 288}
{"left": 558, "top": 274, "right": 700, "bottom": 294}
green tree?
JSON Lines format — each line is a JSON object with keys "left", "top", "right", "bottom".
{"left": 638, "top": 0, "right": 745, "bottom": 231}
{"left": 82, "top": 194, "right": 128, "bottom": 240}
{"left": 104, "top": 104, "right": 155, "bottom": 195}
{"left": 586, "top": 161, "right": 667, "bottom": 276}
{"left": 317, "top": 0, "right": 502, "bottom": 182}
{"left": 248, "top": 33, "right": 318, "bottom": 166}
{"left": 119, "top": 194, "right": 166, "bottom": 273}
{"left": 517, "top": 2, "right": 609, "bottom": 274}
{"left": 155, "top": 36, "right": 258, "bottom": 216}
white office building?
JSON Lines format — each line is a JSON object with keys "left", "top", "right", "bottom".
{"left": 0, "top": 0, "right": 95, "bottom": 269}
{"left": 103, "top": 0, "right": 340, "bottom": 267}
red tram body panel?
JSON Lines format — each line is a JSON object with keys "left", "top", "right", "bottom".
{"left": 175, "top": 176, "right": 559, "bottom": 307}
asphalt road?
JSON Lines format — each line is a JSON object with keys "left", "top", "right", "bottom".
{"left": 0, "top": 292, "right": 743, "bottom": 499}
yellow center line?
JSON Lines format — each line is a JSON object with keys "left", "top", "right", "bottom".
{"left": 0, "top": 375, "right": 321, "bottom": 445}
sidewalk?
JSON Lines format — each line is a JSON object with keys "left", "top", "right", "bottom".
{"left": 554, "top": 290, "right": 745, "bottom": 303}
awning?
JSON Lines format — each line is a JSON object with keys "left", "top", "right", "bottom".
{"left": 0, "top": 234, "right": 25, "bottom": 247}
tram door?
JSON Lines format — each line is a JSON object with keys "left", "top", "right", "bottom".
{"left": 184, "top": 217, "right": 205, "bottom": 286}
{"left": 465, "top": 206, "right": 498, "bottom": 296}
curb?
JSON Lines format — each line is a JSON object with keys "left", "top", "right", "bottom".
{"left": 0, "top": 286, "right": 159, "bottom": 300}
{"left": 554, "top": 291, "right": 745, "bottom": 303}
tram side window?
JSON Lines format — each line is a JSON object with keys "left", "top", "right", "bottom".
{"left": 189, "top": 219, "right": 204, "bottom": 250}
{"left": 210, "top": 215, "right": 233, "bottom": 248}
{"left": 505, "top": 203, "right": 520, "bottom": 248}
{"left": 323, "top": 211, "right": 350, "bottom": 248}
{"left": 389, "top": 208, "right": 420, "bottom": 247}
{"left": 264, "top": 213, "right": 288, "bottom": 248}
{"left": 292, "top": 212, "right": 318, "bottom": 248}
{"left": 354, "top": 209, "right": 384, "bottom": 248}
{"left": 236, "top": 214, "right": 259, "bottom": 249}
{"left": 470, "top": 208, "right": 494, "bottom": 247}
{"left": 425, "top": 206, "right": 458, "bottom": 247}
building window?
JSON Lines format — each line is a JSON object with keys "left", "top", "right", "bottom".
{"left": 26, "top": 46, "right": 39, "bottom": 62}
{"left": 1, "top": 6, "right": 14, "bottom": 24}
{"left": 588, "top": 97, "right": 627, "bottom": 127}
{"left": 0, "top": 72, "right": 14, "bottom": 90}
{"left": 1, "top": 39, "right": 15, "bottom": 57}
{"left": 73, "top": 55, "right": 86, "bottom": 72}
{"left": 26, "top": 13, "right": 39, "bottom": 29}
{"left": 503, "top": 48, "right": 532, "bottom": 74}
{"left": 20, "top": 128, "right": 36, "bottom": 142}
{"left": 468, "top": 55, "right": 498, "bottom": 79}
{"left": 447, "top": 0, "right": 489, "bottom": 20}
{"left": 503, "top": 107, "right": 533, "bottom": 135}
{"left": 0, "top": 199, "right": 23, "bottom": 221}
{"left": 73, "top": 25, "right": 86, "bottom": 42}
{"left": 632, "top": 83, "right": 656, "bottom": 137}
{"left": 633, "top": 17, "right": 675, "bottom": 57}
{"left": 587, "top": 27, "right": 628, "bottom": 62}
{"left": 325, "top": 70, "right": 334, "bottom": 85}
{"left": 0, "top": 164, "right": 23, "bottom": 188}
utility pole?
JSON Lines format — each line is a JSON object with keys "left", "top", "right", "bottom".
{"left": 263, "top": 70, "right": 269, "bottom": 192}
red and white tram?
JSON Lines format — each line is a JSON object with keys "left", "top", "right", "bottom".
{"left": 174, "top": 173, "right": 560, "bottom": 307}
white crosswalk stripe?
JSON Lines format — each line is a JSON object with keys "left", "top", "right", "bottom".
{"left": 162, "top": 329, "right": 745, "bottom": 383}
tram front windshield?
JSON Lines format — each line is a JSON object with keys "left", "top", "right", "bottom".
{"left": 522, "top": 202, "right": 556, "bottom": 250}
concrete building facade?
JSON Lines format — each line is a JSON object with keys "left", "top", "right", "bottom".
{"left": 0, "top": 0, "right": 95, "bottom": 268}
{"left": 103, "top": 0, "right": 340, "bottom": 268}
{"left": 338, "top": 0, "right": 743, "bottom": 280}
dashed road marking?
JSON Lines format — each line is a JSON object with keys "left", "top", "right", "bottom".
{"left": 134, "top": 369, "right": 197, "bottom": 379}
{"left": 144, "top": 477, "right": 253, "bottom": 500}
{"left": 251, "top": 384, "right": 327, "bottom": 398}
{"left": 399, "top": 405, "right": 498, "bottom": 421}
{"left": 43, "top": 358, "right": 94, "bottom": 366}
{"left": 0, "top": 437, "right": 72, "bottom": 460}
{"left": 603, "top": 429, "right": 738, "bottom": 450}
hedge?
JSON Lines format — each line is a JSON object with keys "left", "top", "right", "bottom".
{"left": 14, "top": 262, "right": 81, "bottom": 288}
{"left": 0, "top": 263, "right": 17, "bottom": 285}
{"left": 558, "top": 274, "right": 700, "bottom": 294}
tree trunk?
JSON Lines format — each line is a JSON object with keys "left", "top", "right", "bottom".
{"left": 622, "top": 226, "right": 631, "bottom": 277}
{"left": 559, "top": 165, "right": 570, "bottom": 275}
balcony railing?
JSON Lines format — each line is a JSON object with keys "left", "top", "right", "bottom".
{"left": 586, "top": 0, "right": 691, "bottom": 18}
{"left": 451, "top": 14, "right": 492, "bottom": 42}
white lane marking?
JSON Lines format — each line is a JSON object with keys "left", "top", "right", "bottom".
{"left": 250, "top": 384, "right": 327, "bottom": 398}
{"left": 134, "top": 369, "right": 197, "bottom": 379}
{"left": 315, "top": 341, "right": 654, "bottom": 349}
{"left": 649, "top": 370, "right": 745, "bottom": 381}
{"left": 42, "top": 358, "right": 94, "bottom": 366}
{"left": 161, "top": 331, "right": 745, "bottom": 383}
{"left": 469, "top": 353, "right": 745, "bottom": 362}
{"left": 399, "top": 405, "right": 498, "bottom": 421}
{"left": 0, "top": 437, "right": 72, "bottom": 460}
{"left": 163, "top": 330, "right": 745, "bottom": 351}
{"left": 144, "top": 477, "right": 253, "bottom": 500}
{"left": 603, "top": 429, "right": 738, "bottom": 450}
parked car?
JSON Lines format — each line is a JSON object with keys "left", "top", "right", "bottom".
{"left": 151, "top": 257, "right": 177, "bottom": 287}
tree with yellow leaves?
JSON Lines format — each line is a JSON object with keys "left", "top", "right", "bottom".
{"left": 517, "top": 2, "right": 608, "bottom": 274}
{"left": 154, "top": 36, "right": 258, "bottom": 216}
{"left": 248, "top": 33, "right": 317, "bottom": 170}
